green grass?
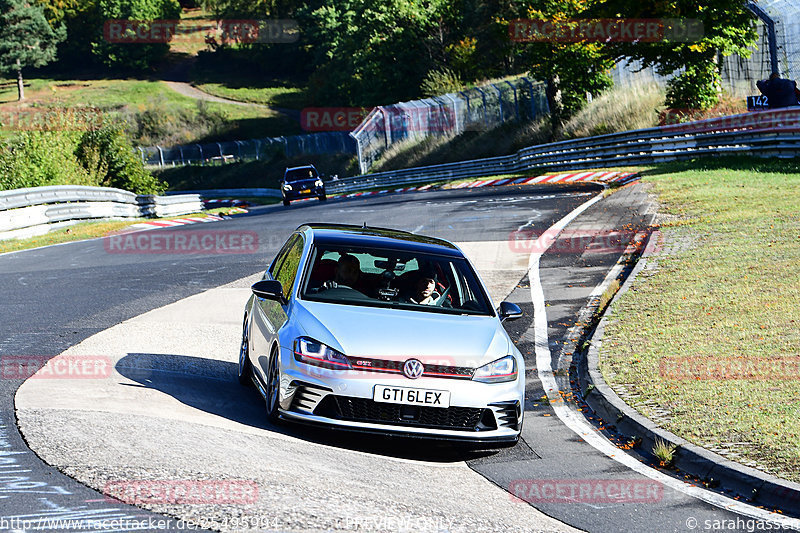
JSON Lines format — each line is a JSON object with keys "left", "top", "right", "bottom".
{"left": 599, "top": 157, "right": 800, "bottom": 482}
{"left": 0, "top": 78, "right": 301, "bottom": 145}
{"left": 0, "top": 219, "right": 141, "bottom": 254}
{"left": 193, "top": 82, "right": 308, "bottom": 110}
{"left": 560, "top": 82, "right": 665, "bottom": 139}
{"left": 0, "top": 210, "right": 234, "bottom": 254}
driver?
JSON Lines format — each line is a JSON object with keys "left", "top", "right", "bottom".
{"left": 407, "top": 269, "right": 440, "bottom": 305}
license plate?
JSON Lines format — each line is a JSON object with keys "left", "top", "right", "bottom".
{"left": 373, "top": 385, "right": 450, "bottom": 407}
{"left": 301, "top": 189, "right": 311, "bottom": 194}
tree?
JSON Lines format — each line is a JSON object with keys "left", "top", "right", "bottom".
{"left": 0, "top": 0, "right": 65, "bottom": 100}
{"left": 600, "top": 0, "right": 757, "bottom": 110}
{"left": 90, "top": 0, "right": 181, "bottom": 70}
{"left": 512, "top": 0, "right": 614, "bottom": 136}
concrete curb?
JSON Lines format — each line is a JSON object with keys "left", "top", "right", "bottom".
{"left": 577, "top": 230, "right": 800, "bottom": 513}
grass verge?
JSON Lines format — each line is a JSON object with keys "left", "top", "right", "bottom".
{"left": 598, "top": 157, "right": 800, "bottom": 482}
{"left": 0, "top": 211, "right": 231, "bottom": 254}
{"left": 0, "top": 78, "right": 300, "bottom": 145}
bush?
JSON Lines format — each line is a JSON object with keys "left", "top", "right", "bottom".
{"left": 420, "top": 68, "right": 463, "bottom": 97}
{"left": 665, "top": 63, "right": 721, "bottom": 111}
{"left": 0, "top": 130, "right": 91, "bottom": 190}
{"left": 124, "top": 99, "right": 228, "bottom": 146}
{"left": 76, "top": 122, "right": 166, "bottom": 194}
{"left": 0, "top": 111, "right": 165, "bottom": 194}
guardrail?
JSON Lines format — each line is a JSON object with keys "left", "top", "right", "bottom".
{"left": 328, "top": 108, "right": 800, "bottom": 194}
{"left": 0, "top": 185, "right": 202, "bottom": 241}
{"left": 164, "top": 188, "right": 282, "bottom": 199}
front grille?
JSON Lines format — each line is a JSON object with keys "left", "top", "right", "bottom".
{"left": 346, "top": 357, "right": 474, "bottom": 380}
{"left": 315, "top": 395, "right": 496, "bottom": 432}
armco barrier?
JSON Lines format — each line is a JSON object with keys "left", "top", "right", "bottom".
{"left": 0, "top": 185, "right": 203, "bottom": 240}
{"left": 327, "top": 108, "right": 800, "bottom": 194}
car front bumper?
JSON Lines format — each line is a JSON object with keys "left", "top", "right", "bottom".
{"left": 272, "top": 348, "right": 524, "bottom": 443}
{"left": 282, "top": 186, "right": 325, "bottom": 200}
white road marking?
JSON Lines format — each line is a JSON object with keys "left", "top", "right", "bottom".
{"left": 527, "top": 192, "right": 800, "bottom": 529}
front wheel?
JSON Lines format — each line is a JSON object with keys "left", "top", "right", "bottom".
{"left": 318, "top": 194, "right": 327, "bottom": 202}
{"left": 265, "top": 349, "right": 281, "bottom": 423}
{"left": 282, "top": 198, "right": 290, "bottom": 206}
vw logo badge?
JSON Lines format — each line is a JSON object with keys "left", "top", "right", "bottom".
{"left": 403, "top": 359, "right": 424, "bottom": 379}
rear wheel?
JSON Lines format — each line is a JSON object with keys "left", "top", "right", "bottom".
{"left": 238, "top": 317, "right": 253, "bottom": 386}
{"left": 319, "top": 194, "right": 327, "bottom": 202}
{"left": 282, "top": 198, "right": 290, "bottom": 206}
{"left": 265, "top": 348, "right": 281, "bottom": 423}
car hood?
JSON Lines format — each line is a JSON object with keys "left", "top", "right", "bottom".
{"left": 292, "top": 299, "right": 511, "bottom": 367}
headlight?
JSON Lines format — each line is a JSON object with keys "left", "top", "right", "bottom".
{"left": 473, "top": 355, "right": 517, "bottom": 383}
{"left": 282, "top": 183, "right": 292, "bottom": 191}
{"left": 293, "top": 337, "right": 351, "bottom": 370}
{"left": 315, "top": 179, "right": 323, "bottom": 187}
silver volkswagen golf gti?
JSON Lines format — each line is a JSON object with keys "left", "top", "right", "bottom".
{"left": 239, "top": 223, "right": 525, "bottom": 445}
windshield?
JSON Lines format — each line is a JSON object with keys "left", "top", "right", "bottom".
{"left": 300, "top": 245, "right": 494, "bottom": 316}
{"left": 285, "top": 168, "right": 318, "bottom": 181}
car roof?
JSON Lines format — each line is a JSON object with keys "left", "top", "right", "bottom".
{"left": 285, "top": 165, "right": 317, "bottom": 172}
{"left": 297, "top": 223, "right": 462, "bottom": 257}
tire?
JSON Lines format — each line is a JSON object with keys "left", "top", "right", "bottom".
{"left": 319, "top": 194, "right": 327, "bottom": 202}
{"left": 238, "top": 317, "right": 253, "bottom": 386}
{"left": 265, "top": 348, "right": 281, "bottom": 423}
{"left": 283, "top": 198, "right": 290, "bottom": 206}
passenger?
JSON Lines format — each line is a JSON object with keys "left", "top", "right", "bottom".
{"left": 756, "top": 73, "right": 800, "bottom": 108}
{"left": 334, "top": 254, "right": 361, "bottom": 287}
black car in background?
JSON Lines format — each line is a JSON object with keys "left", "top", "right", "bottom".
{"left": 281, "top": 165, "right": 327, "bottom": 206}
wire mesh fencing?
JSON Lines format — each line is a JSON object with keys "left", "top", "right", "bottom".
{"left": 350, "top": 77, "right": 548, "bottom": 174}
{"left": 137, "top": 132, "right": 356, "bottom": 168}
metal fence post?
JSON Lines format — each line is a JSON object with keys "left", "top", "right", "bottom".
{"left": 505, "top": 81, "right": 520, "bottom": 121}
{"left": 475, "top": 87, "right": 488, "bottom": 129}
{"left": 747, "top": 2, "right": 780, "bottom": 75}
{"left": 491, "top": 84, "right": 504, "bottom": 122}
{"left": 156, "top": 146, "right": 165, "bottom": 167}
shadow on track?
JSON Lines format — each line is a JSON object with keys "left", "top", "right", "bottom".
{"left": 116, "top": 352, "right": 501, "bottom": 463}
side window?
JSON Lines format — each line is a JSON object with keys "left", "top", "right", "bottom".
{"left": 273, "top": 235, "right": 305, "bottom": 301}
{"left": 269, "top": 235, "right": 298, "bottom": 279}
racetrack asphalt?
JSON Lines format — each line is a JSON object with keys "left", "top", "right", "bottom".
{"left": 0, "top": 184, "right": 785, "bottom": 532}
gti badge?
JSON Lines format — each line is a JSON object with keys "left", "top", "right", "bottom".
{"left": 403, "top": 359, "right": 424, "bottom": 379}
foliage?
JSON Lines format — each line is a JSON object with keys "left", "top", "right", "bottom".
{"left": 601, "top": 0, "right": 757, "bottom": 109}
{"left": 76, "top": 121, "right": 167, "bottom": 193}
{"left": 513, "top": 0, "right": 614, "bottom": 134}
{"left": 90, "top": 0, "right": 181, "bottom": 70}
{"left": 420, "top": 68, "right": 463, "bottom": 97}
{"left": 0, "top": 0, "right": 65, "bottom": 98}
{"left": 665, "top": 63, "right": 721, "bottom": 111}
{"left": 0, "top": 111, "right": 165, "bottom": 194}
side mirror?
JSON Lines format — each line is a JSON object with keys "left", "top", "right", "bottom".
{"left": 498, "top": 301, "right": 523, "bottom": 322}
{"left": 252, "top": 280, "right": 286, "bottom": 304}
